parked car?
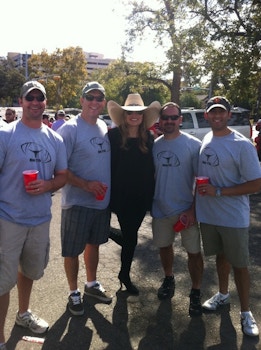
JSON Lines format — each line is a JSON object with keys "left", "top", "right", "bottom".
{"left": 179, "top": 107, "right": 252, "bottom": 140}
{"left": 99, "top": 114, "right": 113, "bottom": 129}
{"left": 153, "top": 107, "right": 252, "bottom": 141}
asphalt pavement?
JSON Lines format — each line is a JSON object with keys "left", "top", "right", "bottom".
{"left": 4, "top": 190, "right": 261, "bottom": 350}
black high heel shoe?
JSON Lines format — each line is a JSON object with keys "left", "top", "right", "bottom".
{"left": 118, "top": 275, "right": 139, "bottom": 295}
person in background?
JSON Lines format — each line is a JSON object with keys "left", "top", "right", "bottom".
{"left": 196, "top": 96, "right": 261, "bottom": 336}
{"left": 4, "top": 108, "right": 16, "bottom": 123}
{"left": 254, "top": 118, "right": 261, "bottom": 160}
{"left": 151, "top": 102, "right": 204, "bottom": 316}
{"left": 42, "top": 113, "right": 52, "bottom": 128}
{"left": 57, "top": 82, "right": 112, "bottom": 317}
{"left": 0, "top": 81, "right": 68, "bottom": 350}
{"left": 51, "top": 109, "right": 66, "bottom": 131}
{"left": 107, "top": 93, "right": 161, "bottom": 295}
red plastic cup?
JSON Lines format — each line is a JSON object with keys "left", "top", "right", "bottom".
{"left": 173, "top": 215, "right": 188, "bottom": 233}
{"left": 23, "top": 170, "right": 39, "bottom": 187}
{"left": 196, "top": 176, "right": 209, "bottom": 184}
{"left": 95, "top": 183, "right": 108, "bottom": 201}
{"left": 196, "top": 176, "right": 209, "bottom": 195}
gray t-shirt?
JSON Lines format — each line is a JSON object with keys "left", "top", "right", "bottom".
{"left": 196, "top": 130, "right": 261, "bottom": 227}
{"left": 0, "top": 120, "right": 67, "bottom": 225}
{"left": 57, "top": 115, "right": 111, "bottom": 209}
{"left": 152, "top": 132, "right": 201, "bottom": 218}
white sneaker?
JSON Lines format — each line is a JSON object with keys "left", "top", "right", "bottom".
{"left": 15, "top": 310, "right": 49, "bottom": 334}
{"left": 241, "top": 311, "right": 259, "bottom": 337}
{"left": 202, "top": 292, "right": 230, "bottom": 310}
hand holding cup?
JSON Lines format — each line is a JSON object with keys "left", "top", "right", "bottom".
{"left": 95, "top": 183, "right": 108, "bottom": 201}
{"left": 23, "top": 170, "right": 39, "bottom": 187}
{"left": 196, "top": 176, "right": 209, "bottom": 195}
{"left": 173, "top": 214, "right": 188, "bottom": 233}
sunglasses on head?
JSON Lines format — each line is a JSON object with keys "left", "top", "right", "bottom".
{"left": 84, "top": 95, "right": 105, "bottom": 102}
{"left": 25, "top": 94, "right": 45, "bottom": 102}
{"left": 160, "top": 115, "right": 180, "bottom": 121}
{"left": 126, "top": 111, "right": 143, "bottom": 115}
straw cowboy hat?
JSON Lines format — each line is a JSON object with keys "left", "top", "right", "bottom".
{"left": 107, "top": 93, "right": 161, "bottom": 129}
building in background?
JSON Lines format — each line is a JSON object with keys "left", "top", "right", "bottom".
{"left": 6, "top": 51, "right": 114, "bottom": 76}
{"left": 85, "top": 52, "right": 114, "bottom": 73}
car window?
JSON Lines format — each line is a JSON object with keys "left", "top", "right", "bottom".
{"left": 180, "top": 113, "right": 194, "bottom": 129}
{"left": 196, "top": 111, "right": 210, "bottom": 128}
{"left": 228, "top": 112, "right": 250, "bottom": 126}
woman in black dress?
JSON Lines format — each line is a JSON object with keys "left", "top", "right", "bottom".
{"left": 107, "top": 94, "right": 161, "bottom": 295}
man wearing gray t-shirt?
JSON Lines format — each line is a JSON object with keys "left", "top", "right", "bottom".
{"left": 57, "top": 82, "right": 112, "bottom": 317}
{"left": 152, "top": 102, "right": 204, "bottom": 317}
{"left": 196, "top": 96, "right": 261, "bottom": 337}
{"left": 0, "top": 81, "right": 68, "bottom": 349}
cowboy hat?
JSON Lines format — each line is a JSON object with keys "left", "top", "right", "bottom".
{"left": 107, "top": 93, "right": 161, "bottom": 129}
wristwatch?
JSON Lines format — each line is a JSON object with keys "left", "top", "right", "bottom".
{"left": 215, "top": 187, "right": 222, "bottom": 197}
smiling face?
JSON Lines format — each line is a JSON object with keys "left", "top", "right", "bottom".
{"left": 125, "top": 110, "right": 143, "bottom": 127}
{"left": 19, "top": 89, "right": 47, "bottom": 125}
{"left": 204, "top": 107, "right": 231, "bottom": 135}
{"left": 159, "top": 105, "right": 182, "bottom": 139}
{"left": 80, "top": 90, "right": 106, "bottom": 123}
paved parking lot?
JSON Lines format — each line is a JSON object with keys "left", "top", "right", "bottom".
{"left": 4, "top": 190, "right": 261, "bottom": 350}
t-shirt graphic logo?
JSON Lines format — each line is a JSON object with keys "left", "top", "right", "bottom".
{"left": 90, "top": 137, "right": 110, "bottom": 154}
{"left": 201, "top": 147, "right": 219, "bottom": 167}
{"left": 157, "top": 151, "right": 180, "bottom": 167}
{"left": 21, "top": 142, "right": 51, "bottom": 163}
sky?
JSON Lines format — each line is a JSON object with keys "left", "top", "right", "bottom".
{"left": 1, "top": 0, "right": 164, "bottom": 64}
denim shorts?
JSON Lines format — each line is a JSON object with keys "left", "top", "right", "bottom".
{"left": 61, "top": 205, "right": 111, "bottom": 257}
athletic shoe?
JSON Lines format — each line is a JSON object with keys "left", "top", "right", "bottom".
{"left": 0, "top": 343, "right": 7, "bottom": 350}
{"left": 84, "top": 282, "right": 112, "bottom": 302}
{"left": 241, "top": 311, "right": 259, "bottom": 337}
{"left": 15, "top": 310, "right": 49, "bottom": 333}
{"left": 189, "top": 290, "right": 202, "bottom": 316}
{"left": 202, "top": 292, "right": 230, "bottom": 311}
{"left": 157, "top": 276, "right": 175, "bottom": 300}
{"left": 68, "top": 292, "right": 84, "bottom": 316}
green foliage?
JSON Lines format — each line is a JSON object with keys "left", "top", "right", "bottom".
{"left": 28, "top": 47, "right": 88, "bottom": 109}
{"left": 0, "top": 0, "right": 260, "bottom": 116}
{"left": 0, "top": 58, "right": 25, "bottom": 106}
{"left": 90, "top": 59, "right": 169, "bottom": 108}
{"left": 180, "top": 92, "right": 203, "bottom": 109}
{"left": 124, "top": 0, "right": 261, "bottom": 115}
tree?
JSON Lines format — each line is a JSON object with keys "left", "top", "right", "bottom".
{"left": 28, "top": 47, "right": 88, "bottom": 109}
{"left": 90, "top": 58, "right": 169, "bottom": 106}
{"left": 124, "top": 0, "right": 209, "bottom": 104}
{"left": 0, "top": 58, "right": 25, "bottom": 106}
{"left": 124, "top": 0, "right": 261, "bottom": 113}
{"left": 191, "top": 0, "right": 261, "bottom": 112}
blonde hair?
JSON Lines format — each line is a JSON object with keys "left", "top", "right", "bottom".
{"left": 118, "top": 113, "right": 149, "bottom": 153}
